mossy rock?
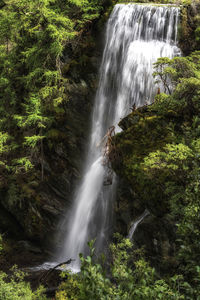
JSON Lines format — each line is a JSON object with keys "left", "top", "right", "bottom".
{"left": 112, "top": 108, "right": 176, "bottom": 216}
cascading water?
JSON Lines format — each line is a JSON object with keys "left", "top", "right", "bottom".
{"left": 58, "top": 4, "right": 181, "bottom": 271}
{"left": 128, "top": 209, "right": 150, "bottom": 240}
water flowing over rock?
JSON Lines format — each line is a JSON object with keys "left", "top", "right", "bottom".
{"left": 58, "top": 4, "right": 181, "bottom": 270}
{"left": 128, "top": 209, "right": 150, "bottom": 240}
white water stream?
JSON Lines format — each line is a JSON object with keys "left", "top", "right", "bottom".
{"left": 128, "top": 209, "right": 150, "bottom": 240}
{"left": 57, "top": 4, "right": 181, "bottom": 271}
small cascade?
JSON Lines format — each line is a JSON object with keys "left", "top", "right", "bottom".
{"left": 58, "top": 4, "right": 181, "bottom": 271}
{"left": 128, "top": 209, "right": 150, "bottom": 240}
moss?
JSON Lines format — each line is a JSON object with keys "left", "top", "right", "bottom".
{"left": 46, "top": 129, "right": 67, "bottom": 140}
{"left": 115, "top": 110, "right": 172, "bottom": 163}
{"left": 21, "top": 184, "right": 36, "bottom": 199}
{"left": 112, "top": 105, "right": 183, "bottom": 218}
{"left": 179, "top": 1, "right": 200, "bottom": 54}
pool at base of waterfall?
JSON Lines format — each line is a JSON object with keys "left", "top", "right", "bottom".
{"left": 27, "top": 261, "right": 80, "bottom": 273}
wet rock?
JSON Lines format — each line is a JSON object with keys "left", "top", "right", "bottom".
{"left": 0, "top": 203, "right": 24, "bottom": 238}
{"left": 133, "top": 214, "right": 176, "bottom": 272}
{"left": 42, "top": 205, "right": 61, "bottom": 216}
{"left": 17, "top": 240, "right": 42, "bottom": 254}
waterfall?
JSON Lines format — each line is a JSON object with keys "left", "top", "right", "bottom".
{"left": 58, "top": 4, "right": 181, "bottom": 271}
{"left": 128, "top": 209, "right": 150, "bottom": 240}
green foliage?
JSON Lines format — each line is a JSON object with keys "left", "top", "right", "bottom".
{"left": 56, "top": 238, "right": 189, "bottom": 299}
{"left": 0, "top": 266, "right": 46, "bottom": 300}
{"left": 143, "top": 143, "right": 194, "bottom": 172}
{"left": 0, "top": 132, "right": 10, "bottom": 168}
{"left": 111, "top": 50, "right": 200, "bottom": 298}
{"left": 0, "top": 238, "right": 45, "bottom": 299}
{"left": 151, "top": 52, "right": 200, "bottom": 121}
{"left": 0, "top": 0, "right": 107, "bottom": 181}
{"left": 153, "top": 56, "right": 197, "bottom": 94}
{"left": 12, "top": 157, "right": 34, "bottom": 173}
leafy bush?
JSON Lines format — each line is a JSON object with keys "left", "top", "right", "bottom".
{"left": 56, "top": 238, "right": 190, "bottom": 299}
{"left": 0, "top": 266, "right": 46, "bottom": 300}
